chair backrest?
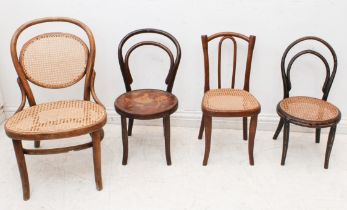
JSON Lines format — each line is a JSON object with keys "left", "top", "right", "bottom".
{"left": 10, "top": 17, "right": 96, "bottom": 106}
{"left": 281, "top": 36, "right": 337, "bottom": 100}
{"left": 201, "top": 32, "right": 256, "bottom": 93}
{"left": 118, "top": 28, "right": 181, "bottom": 93}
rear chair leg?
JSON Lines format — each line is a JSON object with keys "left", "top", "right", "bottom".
{"left": 203, "top": 116, "right": 212, "bottom": 166}
{"left": 324, "top": 125, "right": 336, "bottom": 169}
{"left": 128, "top": 118, "right": 134, "bottom": 136}
{"left": 121, "top": 116, "right": 129, "bottom": 165}
{"left": 316, "top": 128, "right": 321, "bottom": 143}
{"left": 273, "top": 118, "right": 284, "bottom": 140}
{"left": 248, "top": 115, "right": 258, "bottom": 165}
{"left": 12, "top": 140, "right": 30, "bottom": 201}
{"left": 243, "top": 117, "right": 248, "bottom": 140}
{"left": 34, "top": 141, "right": 40, "bottom": 148}
{"left": 163, "top": 116, "right": 172, "bottom": 165}
{"left": 198, "top": 115, "right": 205, "bottom": 139}
{"left": 281, "top": 121, "right": 290, "bottom": 165}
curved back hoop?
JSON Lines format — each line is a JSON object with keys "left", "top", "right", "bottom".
{"left": 281, "top": 36, "right": 337, "bottom": 100}
{"left": 10, "top": 17, "right": 96, "bottom": 106}
{"left": 201, "top": 32, "right": 256, "bottom": 92}
{"left": 118, "top": 28, "right": 181, "bottom": 92}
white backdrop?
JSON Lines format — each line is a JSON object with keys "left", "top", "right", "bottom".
{"left": 0, "top": 0, "right": 346, "bottom": 132}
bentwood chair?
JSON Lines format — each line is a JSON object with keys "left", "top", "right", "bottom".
{"left": 198, "top": 32, "right": 260, "bottom": 166}
{"left": 273, "top": 36, "right": 340, "bottom": 169}
{"left": 115, "top": 28, "right": 181, "bottom": 165}
{"left": 5, "top": 17, "right": 106, "bottom": 200}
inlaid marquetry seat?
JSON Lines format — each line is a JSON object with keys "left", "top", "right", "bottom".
{"left": 202, "top": 88, "right": 260, "bottom": 116}
{"left": 5, "top": 100, "right": 106, "bottom": 140}
{"left": 115, "top": 89, "right": 178, "bottom": 119}
{"left": 278, "top": 96, "right": 340, "bottom": 126}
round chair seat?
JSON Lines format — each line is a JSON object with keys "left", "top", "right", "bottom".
{"left": 5, "top": 100, "right": 107, "bottom": 140}
{"left": 114, "top": 89, "right": 178, "bottom": 119}
{"left": 202, "top": 88, "right": 261, "bottom": 117}
{"left": 277, "top": 96, "right": 341, "bottom": 126}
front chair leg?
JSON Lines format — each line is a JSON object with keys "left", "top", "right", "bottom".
{"left": 163, "top": 116, "right": 172, "bottom": 165}
{"left": 324, "top": 125, "right": 337, "bottom": 169}
{"left": 315, "top": 128, "right": 321, "bottom": 143}
{"left": 203, "top": 115, "right": 212, "bottom": 166}
{"left": 121, "top": 116, "right": 129, "bottom": 165}
{"left": 273, "top": 118, "right": 284, "bottom": 140}
{"left": 248, "top": 115, "right": 258, "bottom": 165}
{"left": 34, "top": 141, "right": 40, "bottom": 148}
{"left": 128, "top": 118, "right": 134, "bottom": 136}
{"left": 281, "top": 121, "right": 290, "bottom": 165}
{"left": 198, "top": 114, "right": 205, "bottom": 139}
{"left": 12, "top": 140, "right": 30, "bottom": 201}
{"left": 91, "top": 130, "right": 103, "bottom": 191}
{"left": 243, "top": 117, "right": 248, "bottom": 140}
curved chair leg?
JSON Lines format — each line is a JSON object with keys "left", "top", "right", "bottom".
{"left": 163, "top": 116, "right": 172, "bottom": 165}
{"left": 315, "top": 128, "right": 321, "bottom": 143}
{"left": 12, "top": 140, "right": 30, "bottom": 201}
{"left": 273, "top": 118, "right": 284, "bottom": 140}
{"left": 128, "top": 118, "right": 134, "bottom": 136}
{"left": 281, "top": 121, "right": 290, "bottom": 165}
{"left": 34, "top": 141, "right": 40, "bottom": 148}
{"left": 324, "top": 125, "right": 336, "bottom": 169}
{"left": 198, "top": 115, "right": 204, "bottom": 139}
{"left": 203, "top": 115, "right": 212, "bottom": 166}
{"left": 243, "top": 117, "right": 248, "bottom": 140}
{"left": 121, "top": 116, "right": 128, "bottom": 165}
{"left": 91, "top": 130, "right": 103, "bottom": 191}
{"left": 248, "top": 115, "right": 258, "bottom": 165}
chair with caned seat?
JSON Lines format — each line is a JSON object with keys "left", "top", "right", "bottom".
{"left": 5, "top": 17, "right": 106, "bottom": 200}
{"left": 198, "top": 32, "right": 260, "bottom": 166}
{"left": 272, "top": 36, "right": 341, "bottom": 169}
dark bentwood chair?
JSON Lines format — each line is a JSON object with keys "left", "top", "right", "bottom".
{"left": 273, "top": 36, "right": 341, "bottom": 169}
{"left": 115, "top": 28, "right": 181, "bottom": 165}
{"left": 198, "top": 32, "right": 260, "bottom": 166}
{"left": 5, "top": 17, "right": 106, "bottom": 200}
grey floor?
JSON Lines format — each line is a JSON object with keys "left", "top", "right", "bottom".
{"left": 1, "top": 123, "right": 347, "bottom": 210}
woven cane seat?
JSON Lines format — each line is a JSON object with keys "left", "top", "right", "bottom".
{"left": 278, "top": 96, "right": 340, "bottom": 125}
{"left": 5, "top": 100, "right": 107, "bottom": 140}
{"left": 202, "top": 88, "right": 261, "bottom": 116}
{"left": 20, "top": 32, "right": 88, "bottom": 89}
{"left": 115, "top": 89, "right": 178, "bottom": 119}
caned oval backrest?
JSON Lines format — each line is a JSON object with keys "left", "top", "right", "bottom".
{"left": 118, "top": 28, "right": 181, "bottom": 93}
{"left": 281, "top": 36, "right": 337, "bottom": 100}
{"left": 201, "top": 32, "right": 256, "bottom": 93}
{"left": 11, "top": 17, "right": 96, "bottom": 106}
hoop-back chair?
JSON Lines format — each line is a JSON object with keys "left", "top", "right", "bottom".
{"left": 5, "top": 17, "right": 107, "bottom": 200}
{"left": 272, "top": 36, "right": 341, "bottom": 169}
{"left": 198, "top": 32, "right": 260, "bottom": 166}
{"left": 115, "top": 28, "right": 181, "bottom": 165}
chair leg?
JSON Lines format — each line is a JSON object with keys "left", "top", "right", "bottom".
{"left": 281, "top": 121, "right": 290, "bottom": 165}
{"left": 316, "top": 128, "right": 321, "bottom": 144}
{"left": 324, "top": 125, "right": 337, "bottom": 169}
{"left": 12, "top": 140, "right": 30, "bottom": 201}
{"left": 128, "top": 118, "right": 134, "bottom": 136}
{"left": 243, "top": 117, "right": 248, "bottom": 140}
{"left": 248, "top": 115, "right": 258, "bottom": 165}
{"left": 34, "top": 141, "right": 40, "bottom": 148}
{"left": 91, "top": 130, "right": 103, "bottom": 191}
{"left": 203, "top": 115, "right": 212, "bottom": 166}
{"left": 273, "top": 118, "right": 284, "bottom": 140}
{"left": 198, "top": 114, "right": 204, "bottom": 139}
{"left": 163, "top": 116, "right": 172, "bottom": 165}
{"left": 121, "top": 116, "right": 128, "bottom": 165}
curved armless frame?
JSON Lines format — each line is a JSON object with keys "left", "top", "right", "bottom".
{"left": 118, "top": 28, "right": 181, "bottom": 93}
{"left": 280, "top": 36, "right": 337, "bottom": 101}
{"left": 202, "top": 32, "right": 256, "bottom": 93}
{"left": 10, "top": 17, "right": 98, "bottom": 108}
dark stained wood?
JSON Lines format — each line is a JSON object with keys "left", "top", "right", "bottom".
{"left": 116, "top": 29, "right": 181, "bottom": 165}
{"left": 199, "top": 32, "right": 260, "bottom": 165}
{"left": 248, "top": 115, "right": 257, "bottom": 165}
{"left": 7, "top": 17, "right": 106, "bottom": 200}
{"left": 12, "top": 140, "right": 30, "bottom": 201}
{"left": 324, "top": 125, "right": 336, "bottom": 169}
{"left": 274, "top": 36, "right": 340, "bottom": 168}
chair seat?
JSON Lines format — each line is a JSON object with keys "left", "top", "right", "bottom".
{"left": 114, "top": 89, "right": 178, "bottom": 119}
{"left": 5, "top": 100, "right": 107, "bottom": 140}
{"left": 278, "top": 96, "right": 340, "bottom": 126}
{"left": 202, "top": 88, "right": 261, "bottom": 117}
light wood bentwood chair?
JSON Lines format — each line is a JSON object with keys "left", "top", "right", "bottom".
{"left": 5, "top": 17, "right": 107, "bottom": 200}
{"left": 273, "top": 36, "right": 341, "bottom": 169}
{"left": 198, "top": 32, "right": 260, "bottom": 166}
{"left": 115, "top": 28, "right": 181, "bottom": 166}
